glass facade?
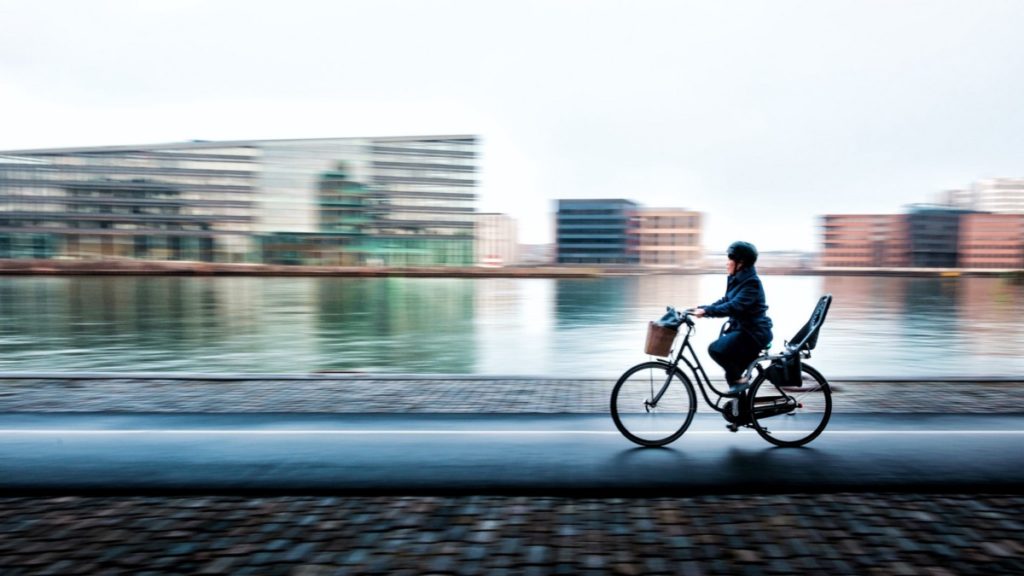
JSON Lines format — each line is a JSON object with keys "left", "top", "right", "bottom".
{"left": 907, "top": 206, "right": 975, "bottom": 268}
{"left": 0, "top": 146, "right": 258, "bottom": 262}
{"left": 555, "top": 199, "right": 639, "bottom": 264}
{"left": 0, "top": 135, "right": 479, "bottom": 266}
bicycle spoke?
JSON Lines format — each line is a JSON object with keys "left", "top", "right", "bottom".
{"left": 748, "top": 364, "right": 832, "bottom": 447}
{"left": 611, "top": 362, "right": 696, "bottom": 447}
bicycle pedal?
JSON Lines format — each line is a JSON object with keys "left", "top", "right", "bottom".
{"left": 726, "top": 423, "right": 740, "bottom": 433}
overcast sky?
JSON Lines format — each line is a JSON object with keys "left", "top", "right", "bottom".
{"left": 2, "top": 0, "right": 1023, "bottom": 250}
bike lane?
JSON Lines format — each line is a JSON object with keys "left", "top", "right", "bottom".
{"left": 1, "top": 413, "right": 1022, "bottom": 495}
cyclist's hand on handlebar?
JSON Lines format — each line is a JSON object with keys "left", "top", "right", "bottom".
{"left": 690, "top": 308, "right": 706, "bottom": 318}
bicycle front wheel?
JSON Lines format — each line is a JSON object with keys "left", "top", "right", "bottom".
{"left": 748, "top": 362, "right": 832, "bottom": 447}
{"left": 611, "top": 362, "right": 697, "bottom": 447}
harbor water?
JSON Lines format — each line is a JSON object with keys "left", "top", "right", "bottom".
{"left": 0, "top": 274, "right": 1022, "bottom": 378}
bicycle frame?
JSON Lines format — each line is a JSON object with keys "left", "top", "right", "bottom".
{"left": 652, "top": 316, "right": 794, "bottom": 415}
{"left": 655, "top": 320, "right": 730, "bottom": 414}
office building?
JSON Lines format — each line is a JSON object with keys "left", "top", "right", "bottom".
{"left": 906, "top": 205, "right": 973, "bottom": 268}
{"left": 0, "top": 135, "right": 479, "bottom": 265}
{"left": 0, "top": 147, "right": 257, "bottom": 261}
{"left": 475, "top": 213, "right": 519, "bottom": 267}
{"left": 628, "top": 208, "right": 702, "bottom": 267}
{"left": 939, "top": 178, "right": 1024, "bottom": 214}
{"left": 555, "top": 199, "right": 639, "bottom": 264}
{"left": 959, "top": 213, "right": 1024, "bottom": 269}
{"left": 821, "top": 214, "right": 909, "bottom": 267}
{"left": 822, "top": 207, "right": 1024, "bottom": 269}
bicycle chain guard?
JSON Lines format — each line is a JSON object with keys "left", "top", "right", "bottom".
{"left": 721, "top": 397, "right": 751, "bottom": 425}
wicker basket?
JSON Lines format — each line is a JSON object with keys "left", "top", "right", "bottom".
{"left": 644, "top": 321, "right": 677, "bottom": 357}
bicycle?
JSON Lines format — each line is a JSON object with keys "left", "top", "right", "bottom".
{"left": 611, "top": 294, "right": 833, "bottom": 448}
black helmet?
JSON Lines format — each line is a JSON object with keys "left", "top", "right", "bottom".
{"left": 727, "top": 241, "right": 758, "bottom": 267}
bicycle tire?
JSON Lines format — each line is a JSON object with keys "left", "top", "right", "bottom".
{"left": 610, "top": 361, "right": 697, "bottom": 447}
{"left": 747, "top": 362, "right": 832, "bottom": 447}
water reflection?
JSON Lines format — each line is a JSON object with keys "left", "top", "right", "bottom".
{"left": 958, "top": 277, "right": 1024, "bottom": 361}
{"left": 314, "top": 278, "right": 475, "bottom": 373}
{"left": 821, "top": 275, "right": 1024, "bottom": 377}
{"left": 555, "top": 278, "right": 636, "bottom": 325}
{"left": 0, "top": 275, "right": 1021, "bottom": 377}
{"left": 474, "top": 279, "right": 553, "bottom": 375}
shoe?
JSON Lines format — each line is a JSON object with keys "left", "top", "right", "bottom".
{"left": 727, "top": 376, "right": 750, "bottom": 395}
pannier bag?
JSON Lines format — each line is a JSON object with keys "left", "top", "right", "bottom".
{"left": 645, "top": 321, "right": 677, "bottom": 357}
{"left": 766, "top": 351, "right": 803, "bottom": 387}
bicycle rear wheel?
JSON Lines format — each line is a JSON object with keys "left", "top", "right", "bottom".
{"left": 611, "top": 362, "right": 697, "bottom": 447}
{"left": 748, "top": 363, "right": 832, "bottom": 447}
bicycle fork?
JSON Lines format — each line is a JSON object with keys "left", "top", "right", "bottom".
{"left": 645, "top": 366, "right": 676, "bottom": 411}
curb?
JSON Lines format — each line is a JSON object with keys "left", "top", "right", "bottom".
{"left": 0, "top": 372, "right": 1023, "bottom": 383}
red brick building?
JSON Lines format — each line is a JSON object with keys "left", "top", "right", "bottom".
{"left": 959, "top": 213, "right": 1024, "bottom": 269}
{"left": 821, "top": 214, "right": 909, "bottom": 267}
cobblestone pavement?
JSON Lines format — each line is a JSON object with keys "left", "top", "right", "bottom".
{"left": 1, "top": 377, "right": 1023, "bottom": 413}
{"left": 0, "top": 494, "right": 1021, "bottom": 575}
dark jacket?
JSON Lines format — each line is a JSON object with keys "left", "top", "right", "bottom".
{"left": 701, "top": 266, "right": 773, "bottom": 346}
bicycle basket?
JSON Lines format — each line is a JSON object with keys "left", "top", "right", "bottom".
{"left": 644, "top": 321, "right": 677, "bottom": 357}
{"left": 766, "top": 352, "right": 802, "bottom": 387}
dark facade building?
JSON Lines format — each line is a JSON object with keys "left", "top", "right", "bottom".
{"left": 906, "top": 205, "right": 973, "bottom": 268}
{"left": 556, "top": 199, "right": 639, "bottom": 264}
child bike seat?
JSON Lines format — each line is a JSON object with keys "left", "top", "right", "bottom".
{"left": 786, "top": 294, "right": 833, "bottom": 352}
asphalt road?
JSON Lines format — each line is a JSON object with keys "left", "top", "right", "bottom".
{"left": 0, "top": 413, "right": 1021, "bottom": 495}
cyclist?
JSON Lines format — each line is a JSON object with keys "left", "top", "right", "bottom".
{"left": 691, "top": 241, "right": 773, "bottom": 394}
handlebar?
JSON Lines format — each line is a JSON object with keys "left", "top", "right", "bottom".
{"left": 677, "top": 308, "right": 696, "bottom": 327}
{"left": 656, "top": 306, "right": 696, "bottom": 328}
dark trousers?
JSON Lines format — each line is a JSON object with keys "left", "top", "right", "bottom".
{"left": 708, "top": 330, "right": 763, "bottom": 383}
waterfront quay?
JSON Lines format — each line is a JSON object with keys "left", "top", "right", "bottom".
{"left": 1, "top": 375, "right": 1023, "bottom": 574}
{"left": 1, "top": 374, "right": 1023, "bottom": 414}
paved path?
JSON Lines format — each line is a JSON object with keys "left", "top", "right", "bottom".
{"left": 1, "top": 376, "right": 1023, "bottom": 413}
{"left": 2, "top": 413, "right": 1023, "bottom": 495}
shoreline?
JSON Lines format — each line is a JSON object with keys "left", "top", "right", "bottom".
{"left": 0, "top": 259, "right": 1022, "bottom": 278}
{"left": 2, "top": 371, "right": 1023, "bottom": 383}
